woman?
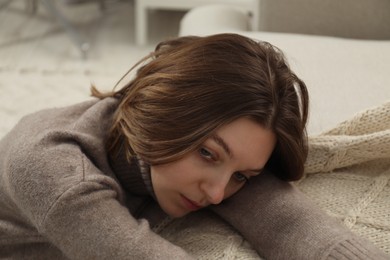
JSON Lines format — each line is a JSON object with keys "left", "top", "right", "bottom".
{"left": 0, "top": 34, "right": 386, "bottom": 259}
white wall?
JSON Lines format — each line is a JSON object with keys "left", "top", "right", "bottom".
{"left": 257, "top": 0, "right": 390, "bottom": 39}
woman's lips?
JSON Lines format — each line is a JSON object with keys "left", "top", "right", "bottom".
{"left": 181, "top": 194, "right": 202, "bottom": 211}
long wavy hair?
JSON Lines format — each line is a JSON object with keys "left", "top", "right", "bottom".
{"left": 92, "top": 33, "right": 309, "bottom": 181}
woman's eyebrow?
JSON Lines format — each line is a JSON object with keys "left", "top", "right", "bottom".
{"left": 211, "top": 134, "right": 232, "bottom": 158}
{"left": 211, "top": 134, "right": 264, "bottom": 175}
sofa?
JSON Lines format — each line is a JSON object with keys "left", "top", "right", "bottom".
{"left": 152, "top": 5, "right": 390, "bottom": 259}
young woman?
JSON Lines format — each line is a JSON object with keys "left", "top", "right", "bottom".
{"left": 0, "top": 34, "right": 386, "bottom": 259}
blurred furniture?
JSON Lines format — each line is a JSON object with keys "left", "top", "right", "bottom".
{"left": 38, "top": 0, "right": 90, "bottom": 59}
{"left": 22, "top": 0, "right": 106, "bottom": 58}
{"left": 134, "top": 0, "right": 260, "bottom": 45}
{"left": 0, "top": 0, "right": 12, "bottom": 10}
{"left": 255, "top": 0, "right": 390, "bottom": 40}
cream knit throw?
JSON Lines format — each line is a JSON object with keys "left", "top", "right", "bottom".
{"left": 157, "top": 101, "right": 390, "bottom": 259}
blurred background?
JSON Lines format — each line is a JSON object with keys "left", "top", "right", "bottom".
{"left": 0, "top": 0, "right": 184, "bottom": 81}
{"left": 2, "top": 0, "right": 389, "bottom": 75}
{"left": 0, "top": 0, "right": 185, "bottom": 135}
{"left": 0, "top": 0, "right": 389, "bottom": 136}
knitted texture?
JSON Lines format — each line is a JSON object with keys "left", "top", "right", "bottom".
{"left": 300, "top": 101, "right": 390, "bottom": 255}
{"left": 157, "top": 101, "right": 390, "bottom": 259}
{"left": 155, "top": 212, "right": 261, "bottom": 260}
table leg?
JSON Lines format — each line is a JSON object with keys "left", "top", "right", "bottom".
{"left": 135, "top": 0, "right": 147, "bottom": 45}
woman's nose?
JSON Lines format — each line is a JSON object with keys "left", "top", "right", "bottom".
{"left": 201, "top": 175, "right": 230, "bottom": 205}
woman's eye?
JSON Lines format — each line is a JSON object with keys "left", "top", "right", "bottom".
{"left": 199, "top": 148, "right": 214, "bottom": 160}
{"left": 233, "top": 172, "right": 249, "bottom": 183}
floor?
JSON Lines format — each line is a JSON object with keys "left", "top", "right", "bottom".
{"left": 0, "top": 0, "right": 185, "bottom": 137}
{"left": 0, "top": 0, "right": 185, "bottom": 71}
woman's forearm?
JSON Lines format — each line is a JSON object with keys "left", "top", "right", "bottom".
{"left": 211, "top": 171, "right": 388, "bottom": 260}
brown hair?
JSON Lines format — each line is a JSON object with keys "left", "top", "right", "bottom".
{"left": 92, "top": 33, "right": 309, "bottom": 181}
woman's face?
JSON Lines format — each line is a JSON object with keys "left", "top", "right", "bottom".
{"left": 150, "top": 117, "right": 277, "bottom": 218}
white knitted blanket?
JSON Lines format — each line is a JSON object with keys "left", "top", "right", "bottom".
{"left": 157, "top": 101, "right": 390, "bottom": 259}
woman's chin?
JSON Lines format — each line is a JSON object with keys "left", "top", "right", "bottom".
{"left": 163, "top": 207, "right": 191, "bottom": 219}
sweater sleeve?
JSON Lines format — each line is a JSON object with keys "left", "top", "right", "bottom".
{"left": 41, "top": 179, "right": 193, "bottom": 259}
{"left": 6, "top": 136, "right": 193, "bottom": 260}
{"left": 211, "top": 171, "right": 388, "bottom": 260}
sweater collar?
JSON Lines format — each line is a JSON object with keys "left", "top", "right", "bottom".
{"left": 109, "top": 144, "right": 155, "bottom": 197}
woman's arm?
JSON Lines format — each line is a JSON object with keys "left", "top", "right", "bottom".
{"left": 6, "top": 163, "right": 194, "bottom": 259}
{"left": 40, "top": 180, "right": 193, "bottom": 259}
{"left": 3, "top": 130, "right": 193, "bottom": 259}
{"left": 211, "top": 171, "right": 388, "bottom": 260}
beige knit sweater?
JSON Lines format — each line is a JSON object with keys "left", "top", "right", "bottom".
{"left": 0, "top": 97, "right": 388, "bottom": 259}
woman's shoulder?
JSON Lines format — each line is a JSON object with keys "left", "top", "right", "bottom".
{"left": 0, "top": 97, "right": 119, "bottom": 183}
{"left": 3, "top": 97, "right": 118, "bottom": 141}
{"left": 0, "top": 97, "right": 123, "bottom": 223}
{"left": 21, "top": 97, "right": 117, "bottom": 128}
